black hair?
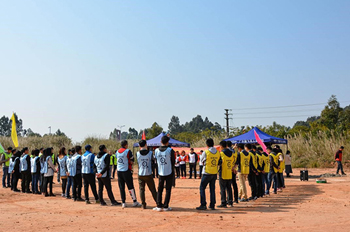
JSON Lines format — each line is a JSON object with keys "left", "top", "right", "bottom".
{"left": 7, "top": 147, "right": 13, "bottom": 151}
{"left": 71, "top": 147, "right": 76, "bottom": 154}
{"left": 190, "top": 148, "right": 194, "bottom": 151}
{"left": 251, "top": 145, "right": 257, "bottom": 150}
{"left": 31, "top": 150, "right": 35, "bottom": 156}
{"left": 121, "top": 140, "right": 128, "bottom": 148}
{"left": 266, "top": 146, "right": 272, "bottom": 151}
{"left": 286, "top": 150, "right": 291, "bottom": 154}
{"left": 14, "top": 151, "right": 22, "bottom": 158}
{"left": 161, "top": 136, "right": 170, "bottom": 145}
{"left": 34, "top": 149, "right": 40, "bottom": 156}
{"left": 206, "top": 138, "right": 214, "bottom": 147}
{"left": 244, "top": 144, "right": 252, "bottom": 150}
{"left": 340, "top": 146, "right": 344, "bottom": 149}
{"left": 139, "top": 140, "right": 147, "bottom": 147}
{"left": 21, "top": 147, "right": 29, "bottom": 153}
{"left": 257, "top": 147, "right": 263, "bottom": 151}
{"left": 275, "top": 145, "right": 280, "bottom": 149}
{"left": 40, "top": 148, "right": 44, "bottom": 151}
{"left": 237, "top": 144, "right": 244, "bottom": 150}
{"left": 99, "top": 145, "right": 106, "bottom": 152}
{"left": 272, "top": 148, "right": 279, "bottom": 153}
{"left": 59, "top": 147, "right": 66, "bottom": 156}
{"left": 219, "top": 140, "right": 227, "bottom": 148}
{"left": 227, "top": 141, "right": 232, "bottom": 147}
{"left": 75, "top": 145, "right": 82, "bottom": 153}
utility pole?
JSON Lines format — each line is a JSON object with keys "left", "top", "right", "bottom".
{"left": 224, "top": 109, "right": 232, "bottom": 137}
{"left": 48, "top": 126, "right": 51, "bottom": 135}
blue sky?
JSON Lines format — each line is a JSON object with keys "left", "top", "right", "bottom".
{"left": 1, "top": 0, "right": 350, "bottom": 141}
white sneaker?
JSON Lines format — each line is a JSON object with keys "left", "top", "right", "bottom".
{"left": 133, "top": 201, "right": 142, "bottom": 207}
{"left": 153, "top": 207, "right": 162, "bottom": 212}
{"left": 163, "top": 207, "right": 172, "bottom": 211}
{"left": 122, "top": 203, "right": 126, "bottom": 208}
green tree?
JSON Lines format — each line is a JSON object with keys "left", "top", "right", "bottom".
{"left": 319, "top": 95, "right": 342, "bottom": 130}
{"left": 55, "top": 129, "right": 66, "bottom": 137}
{"left": 168, "top": 116, "right": 183, "bottom": 135}
{"left": 127, "top": 127, "right": 138, "bottom": 139}
{"left": 148, "top": 122, "right": 163, "bottom": 138}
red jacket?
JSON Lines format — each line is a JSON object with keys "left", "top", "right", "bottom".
{"left": 335, "top": 150, "right": 342, "bottom": 162}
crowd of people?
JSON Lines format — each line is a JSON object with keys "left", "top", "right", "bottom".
{"left": 0, "top": 136, "right": 290, "bottom": 211}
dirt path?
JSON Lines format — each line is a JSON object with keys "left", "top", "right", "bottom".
{"left": 0, "top": 168, "right": 349, "bottom": 232}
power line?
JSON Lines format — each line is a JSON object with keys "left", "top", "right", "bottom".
{"left": 233, "top": 109, "right": 323, "bottom": 115}
{"left": 231, "top": 101, "right": 350, "bottom": 111}
{"left": 232, "top": 115, "right": 313, "bottom": 119}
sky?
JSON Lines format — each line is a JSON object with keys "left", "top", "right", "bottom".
{"left": 1, "top": 0, "right": 350, "bottom": 142}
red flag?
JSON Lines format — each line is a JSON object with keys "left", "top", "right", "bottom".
{"left": 142, "top": 130, "right": 146, "bottom": 140}
{"left": 254, "top": 130, "right": 267, "bottom": 153}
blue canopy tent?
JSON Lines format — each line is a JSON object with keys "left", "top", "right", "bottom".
{"left": 133, "top": 132, "right": 190, "bottom": 147}
{"left": 225, "top": 127, "right": 287, "bottom": 145}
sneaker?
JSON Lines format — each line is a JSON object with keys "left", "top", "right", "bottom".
{"left": 122, "top": 203, "right": 126, "bottom": 208}
{"left": 111, "top": 202, "right": 121, "bottom": 206}
{"left": 228, "top": 204, "right": 233, "bottom": 207}
{"left": 342, "top": 173, "right": 347, "bottom": 175}
{"left": 49, "top": 193, "right": 56, "bottom": 197}
{"left": 163, "top": 207, "right": 172, "bottom": 211}
{"left": 209, "top": 207, "right": 215, "bottom": 210}
{"left": 142, "top": 204, "right": 147, "bottom": 209}
{"left": 273, "top": 192, "right": 277, "bottom": 194}
{"left": 133, "top": 202, "right": 142, "bottom": 207}
{"left": 13, "top": 189, "right": 20, "bottom": 192}
{"left": 86, "top": 200, "right": 91, "bottom": 204}
{"left": 217, "top": 204, "right": 227, "bottom": 208}
{"left": 76, "top": 198, "right": 84, "bottom": 202}
{"left": 61, "top": 194, "right": 65, "bottom": 197}
{"left": 277, "top": 188, "right": 282, "bottom": 192}
{"left": 100, "top": 202, "right": 107, "bottom": 206}
{"left": 196, "top": 205, "right": 207, "bottom": 210}
{"left": 254, "top": 196, "right": 258, "bottom": 200}
{"left": 153, "top": 207, "right": 162, "bottom": 211}
{"left": 239, "top": 198, "right": 247, "bottom": 202}
{"left": 95, "top": 200, "right": 101, "bottom": 204}
{"left": 234, "top": 200, "right": 239, "bottom": 204}
{"left": 66, "top": 196, "right": 71, "bottom": 199}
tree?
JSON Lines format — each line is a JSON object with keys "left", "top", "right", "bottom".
{"left": 168, "top": 116, "right": 183, "bottom": 135}
{"left": 26, "top": 128, "right": 41, "bottom": 137}
{"left": 55, "top": 129, "right": 66, "bottom": 137}
{"left": 148, "top": 122, "right": 163, "bottom": 138}
{"left": 127, "top": 127, "right": 138, "bottom": 139}
{"left": 0, "top": 116, "right": 11, "bottom": 136}
{"left": 319, "top": 95, "right": 342, "bottom": 130}
{"left": 120, "top": 132, "right": 128, "bottom": 140}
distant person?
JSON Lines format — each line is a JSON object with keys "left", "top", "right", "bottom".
{"left": 246, "top": 144, "right": 258, "bottom": 200}
{"left": 227, "top": 141, "right": 239, "bottom": 204}
{"left": 284, "top": 150, "right": 292, "bottom": 177}
{"left": 41, "top": 148, "right": 56, "bottom": 197}
{"left": 217, "top": 140, "right": 234, "bottom": 208}
{"left": 9, "top": 151, "right": 21, "bottom": 192}
{"left": 198, "top": 150, "right": 204, "bottom": 179}
{"left": 152, "top": 147, "right": 159, "bottom": 178}
{"left": 275, "top": 145, "right": 285, "bottom": 190}
{"left": 82, "top": 145, "right": 99, "bottom": 204}
{"left": 57, "top": 147, "right": 68, "bottom": 197}
{"left": 258, "top": 147, "right": 269, "bottom": 195}
{"left": 234, "top": 144, "right": 252, "bottom": 202}
{"left": 94, "top": 145, "right": 121, "bottom": 206}
{"left": 65, "top": 148, "right": 75, "bottom": 199}
{"left": 254, "top": 145, "right": 265, "bottom": 198}
{"left": 196, "top": 138, "right": 220, "bottom": 210}
{"left": 112, "top": 151, "right": 117, "bottom": 179}
{"left": 31, "top": 149, "right": 41, "bottom": 194}
{"left": 266, "top": 147, "right": 280, "bottom": 195}
{"left": 188, "top": 148, "right": 198, "bottom": 179}
{"left": 1, "top": 146, "right": 12, "bottom": 188}
{"left": 116, "top": 140, "right": 141, "bottom": 208}
{"left": 20, "top": 147, "right": 31, "bottom": 193}
{"left": 136, "top": 140, "right": 157, "bottom": 209}
{"left": 175, "top": 151, "right": 180, "bottom": 178}
{"left": 335, "top": 146, "right": 346, "bottom": 175}
{"left": 179, "top": 151, "right": 187, "bottom": 179}
{"left": 154, "top": 136, "right": 175, "bottom": 211}
{"left": 70, "top": 146, "right": 84, "bottom": 201}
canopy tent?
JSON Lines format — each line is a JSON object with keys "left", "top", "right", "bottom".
{"left": 225, "top": 127, "right": 288, "bottom": 144}
{"left": 133, "top": 132, "right": 190, "bottom": 148}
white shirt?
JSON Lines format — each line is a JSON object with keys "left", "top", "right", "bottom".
{"left": 189, "top": 153, "right": 196, "bottom": 163}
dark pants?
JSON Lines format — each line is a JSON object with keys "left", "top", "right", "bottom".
{"left": 231, "top": 173, "right": 238, "bottom": 202}
{"left": 31, "top": 173, "right": 40, "bottom": 193}
{"left": 2, "top": 167, "right": 10, "bottom": 187}
{"left": 248, "top": 173, "right": 257, "bottom": 198}
{"left": 40, "top": 174, "right": 44, "bottom": 193}
{"left": 66, "top": 176, "right": 73, "bottom": 197}
{"left": 199, "top": 166, "right": 203, "bottom": 178}
{"left": 138, "top": 175, "right": 157, "bottom": 206}
{"left": 73, "top": 174, "right": 82, "bottom": 200}
{"left": 277, "top": 172, "right": 285, "bottom": 188}
{"left": 98, "top": 177, "right": 117, "bottom": 204}
{"left": 267, "top": 172, "right": 278, "bottom": 194}
{"left": 118, "top": 170, "right": 135, "bottom": 203}
{"left": 336, "top": 161, "right": 345, "bottom": 174}
{"left": 219, "top": 178, "right": 233, "bottom": 205}
{"left": 21, "top": 171, "right": 31, "bottom": 193}
{"left": 157, "top": 174, "right": 173, "bottom": 208}
{"left": 11, "top": 173, "right": 20, "bottom": 191}
{"left": 256, "top": 172, "right": 263, "bottom": 197}
{"left": 261, "top": 173, "right": 268, "bottom": 195}
{"left": 189, "top": 163, "right": 197, "bottom": 179}
{"left": 175, "top": 167, "right": 180, "bottom": 178}
{"left": 152, "top": 164, "right": 158, "bottom": 178}
{"left": 83, "top": 173, "right": 99, "bottom": 201}
{"left": 113, "top": 165, "right": 117, "bottom": 178}
{"left": 199, "top": 174, "right": 216, "bottom": 207}
{"left": 43, "top": 176, "right": 53, "bottom": 194}
{"left": 61, "top": 178, "right": 67, "bottom": 195}
{"left": 180, "top": 164, "right": 186, "bottom": 177}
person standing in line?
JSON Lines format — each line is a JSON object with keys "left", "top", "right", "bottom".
{"left": 266, "top": 147, "right": 280, "bottom": 195}
{"left": 234, "top": 144, "right": 252, "bottom": 202}
{"left": 188, "top": 148, "right": 198, "bottom": 179}
{"left": 199, "top": 150, "right": 204, "bottom": 179}
{"left": 246, "top": 144, "right": 258, "bottom": 200}
{"left": 152, "top": 147, "right": 159, "bottom": 179}
{"left": 112, "top": 151, "right": 117, "bottom": 179}
{"left": 275, "top": 146, "right": 285, "bottom": 190}
{"left": 31, "top": 149, "right": 41, "bottom": 194}
{"left": 254, "top": 145, "right": 265, "bottom": 198}
{"left": 20, "top": 147, "right": 31, "bottom": 193}
{"left": 94, "top": 145, "right": 121, "bottom": 206}
{"left": 175, "top": 151, "right": 180, "bottom": 178}
{"left": 196, "top": 138, "right": 220, "bottom": 210}
{"left": 179, "top": 151, "right": 187, "bottom": 179}
{"left": 116, "top": 140, "right": 142, "bottom": 208}
{"left": 258, "top": 147, "right": 269, "bottom": 195}
{"left": 65, "top": 148, "right": 74, "bottom": 199}
{"left": 227, "top": 141, "right": 239, "bottom": 204}
{"left": 217, "top": 140, "right": 234, "bottom": 208}
{"left": 82, "top": 145, "right": 99, "bottom": 204}
{"left": 57, "top": 147, "right": 68, "bottom": 197}
{"left": 335, "top": 146, "right": 346, "bottom": 175}
{"left": 284, "top": 150, "right": 293, "bottom": 177}
{"left": 9, "top": 151, "right": 21, "bottom": 192}
{"left": 70, "top": 146, "right": 84, "bottom": 202}
{"left": 1, "top": 146, "right": 12, "bottom": 188}
{"left": 41, "top": 148, "right": 56, "bottom": 197}
{"left": 153, "top": 136, "right": 175, "bottom": 212}
{"left": 137, "top": 140, "right": 157, "bottom": 209}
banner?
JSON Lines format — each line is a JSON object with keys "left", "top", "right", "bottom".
{"left": 11, "top": 113, "right": 19, "bottom": 147}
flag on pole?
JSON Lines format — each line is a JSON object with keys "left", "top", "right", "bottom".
{"left": 254, "top": 130, "right": 267, "bottom": 153}
{"left": 11, "top": 113, "right": 19, "bottom": 148}
{"left": 141, "top": 130, "right": 146, "bottom": 140}
{"left": 0, "top": 143, "right": 5, "bottom": 154}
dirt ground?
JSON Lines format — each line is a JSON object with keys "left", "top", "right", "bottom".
{"left": 1, "top": 168, "right": 350, "bottom": 232}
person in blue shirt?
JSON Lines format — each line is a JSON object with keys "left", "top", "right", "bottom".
{"left": 82, "top": 144, "right": 99, "bottom": 204}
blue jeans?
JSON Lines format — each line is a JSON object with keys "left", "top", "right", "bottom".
{"left": 261, "top": 173, "right": 268, "bottom": 195}
{"left": 266, "top": 172, "right": 278, "bottom": 194}
{"left": 66, "top": 176, "right": 73, "bottom": 197}
{"left": 199, "top": 174, "right": 216, "bottom": 207}
{"left": 2, "top": 167, "right": 10, "bottom": 187}
{"left": 32, "top": 173, "right": 40, "bottom": 193}
{"left": 336, "top": 161, "right": 345, "bottom": 174}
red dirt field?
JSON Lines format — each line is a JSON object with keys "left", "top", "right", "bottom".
{"left": 1, "top": 168, "right": 350, "bottom": 232}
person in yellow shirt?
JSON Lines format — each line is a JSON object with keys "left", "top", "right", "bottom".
{"left": 227, "top": 141, "right": 239, "bottom": 204}
{"left": 196, "top": 138, "right": 220, "bottom": 210}
{"left": 266, "top": 146, "right": 280, "bottom": 195}
{"left": 217, "top": 141, "right": 234, "bottom": 208}
{"left": 257, "top": 147, "right": 270, "bottom": 196}
{"left": 246, "top": 144, "right": 259, "bottom": 201}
